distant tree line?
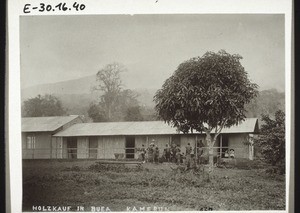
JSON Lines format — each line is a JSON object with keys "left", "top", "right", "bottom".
{"left": 22, "top": 88, "right": 284, "bottom": 121}
{"left": 22, "top": 94, "right": 66, "bottom": 117}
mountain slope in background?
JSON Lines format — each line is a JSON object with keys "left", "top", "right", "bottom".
{"left": 22, "top": 75, "right": 97, "bottom": 99}
{"left": 245, "top": 89, "right": 285, "bottom": 119}
{"left": 22, "top": 74, "right": 158, "bottom": 107}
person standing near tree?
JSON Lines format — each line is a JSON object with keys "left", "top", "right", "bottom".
{"left": 164, "top": 144, "right": 171, "bottom": 162}
{"left": 175, "top": 145, "right": 181, "bottom": 165}
{"left": 171, "top": 143, "right": 177, "bottom": 163}
{"left": 154, "top": 146, "right": 160, "bottom": 164}
{"left": 185, "top": 143, "right": 193, "bottom": 169}
{"left": 147, "top": 143, "right": 154, "bottom": 163}
{"left": 194, "top": 141, "right": 204, "bottom": 164}
{"left": 140, "top": 144, "right": 146, "bottom": 163}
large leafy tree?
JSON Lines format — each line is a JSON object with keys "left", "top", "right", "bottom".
{"left": 22, "top": 94, "right": 66, "bottom": 117}
{"left": 154, "top": 50, "right": 258, "bottom": 170}
{"left": 254, "top": 110, "right": 285, "bottom": 173}
{"left": 93, "top": 62, "right": 126, "bottom": 120}
{"left": 115, "top": 89, "right": 142, "bottom": 121}
{"left": 90, "top": 63, "right": 143, "bottom": 122}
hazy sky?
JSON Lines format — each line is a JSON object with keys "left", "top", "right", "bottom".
{"left": 20, "top": 14, "right": 285, "bottom": 91}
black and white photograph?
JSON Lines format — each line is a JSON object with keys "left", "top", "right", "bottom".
{"left": 7, "top": 0, "right": 293, "bottom": 212}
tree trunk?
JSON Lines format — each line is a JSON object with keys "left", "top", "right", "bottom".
{"left": 206, "top": 133, "right": 217, "bottom": 172}
{"left": 108, "top": 107, "right": 111, "bottom": 121}
{"left": 106, "top": 100, "right": 112, "bottom": 121}
{"left": 205, "top": 133, "right": 213, "bottom": 171}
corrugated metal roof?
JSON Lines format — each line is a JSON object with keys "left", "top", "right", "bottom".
{"left": 53, "top": 118, "right": 259, "bottom": 137}
{"left": 22, "top": 115, "right": 80, "bottom": 132}
{"left": 218, "top": 118, "right": 259, "bottom": 133}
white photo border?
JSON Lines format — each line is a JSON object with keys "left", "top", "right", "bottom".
{"left": 7, "top": 0, "right": 293, "bottom": 212}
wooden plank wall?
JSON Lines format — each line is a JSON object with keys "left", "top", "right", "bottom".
{"left": 98, "top": 136, "right": 125, "bottom": 159}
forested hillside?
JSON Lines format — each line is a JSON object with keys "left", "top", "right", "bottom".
{"left": 245, "top": 89, "right": 285, "bottom": 120}
{"left": 22, "top": 86, "right": 284, "bottom": 122}
{"left": 21, "top": 76, "right": 284, "bottom": 121}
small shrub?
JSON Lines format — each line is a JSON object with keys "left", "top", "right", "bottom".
{"left": 254, "top": 110, "right": 285, "bottom": 174}
{"left": 88, "top": 162, "right": 139, "bottom": 173}
{"left": 63, "top": 165, "right": 81, "bottom": 171}
{"left": 266, "top": 164, "right": 285, "bottom": 175}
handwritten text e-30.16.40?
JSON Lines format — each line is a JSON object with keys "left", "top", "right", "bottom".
{"left": 23, "top": 2, "right": 86, "bottom": 13}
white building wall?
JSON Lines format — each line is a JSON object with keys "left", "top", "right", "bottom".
{"left": 98, "top": 136, "right": 125, "bottom": 159}
{"left": 51, "top": 137, "right": 63, "bottom": 159}
{"left": 22, "top": 132, "right": 52, "bottom": 159}
{"left": 228, "top": 134, "right": 249, "bottom": 159}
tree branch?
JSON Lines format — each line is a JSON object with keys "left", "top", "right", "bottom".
{"left": 201, "top": 123, "right": 211, "bottom": 135}
{"left": 215, "top": 119, "right": 227, "bottom": 137}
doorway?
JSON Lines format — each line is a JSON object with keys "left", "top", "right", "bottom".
{"left": 221, "top": 135, "right": 229, "bottom": 158}
{"left": 171, "top": 135, "right": 181, "bottom": 146}
{"left": 125, "top": 136, "right": 135, "bottom": 159}
{"left": 67, "top": 137, "right": 77, "bottom": 159}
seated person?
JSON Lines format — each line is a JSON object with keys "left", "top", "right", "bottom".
{"left": 229, "top": 149, "right": 235, "bottom": 158}
{"left": 224, "top": 150, "right": 229, "bottom": 158}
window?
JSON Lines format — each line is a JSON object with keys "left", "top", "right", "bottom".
{"left": 67, "top": 137, "right": 77, "bottom": 159}
{"left": 26, "top": 135, "right": 35, "bottom": 149}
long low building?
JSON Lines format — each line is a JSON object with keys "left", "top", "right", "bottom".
{"left": 51, "top": 118, "right": 259, "bottom": 160}
{"left": 22, "top": 116, "right": 259, "bottom": 160}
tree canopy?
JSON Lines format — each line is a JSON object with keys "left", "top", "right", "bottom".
{"left": 87, "top": 103, "right": 108, "bottom": 122}
{"left": 154, "top": 50, "right": 258, "bottom": 169}
{"left": 154, "top": 50, "right": 258, "bottom": 134}
{"left": 124, "top": 106, "right": 144, "bottom": 121}
{"left": 93, "top": 62, "right": 126, "bottom": 120}
{"left": 22, "top": 94, "right": 66, "bottom": 117}
{"left": 89, "top": 63, "right": 144, "bottom": 122}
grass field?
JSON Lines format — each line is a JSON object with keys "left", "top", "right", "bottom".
{"left": 22, "top": 159, "right": 285, "bottom": 211}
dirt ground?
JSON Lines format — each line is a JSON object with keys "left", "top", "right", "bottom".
{"left": 22, "top": 159, "right": 286, "bottom": 211}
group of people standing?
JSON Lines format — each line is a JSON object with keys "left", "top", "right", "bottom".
{"left": 138, "top": 140, "right": 204, "bottom": 168}
{"left": 139, "top": 143, "right": 160, "bottom": 163}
